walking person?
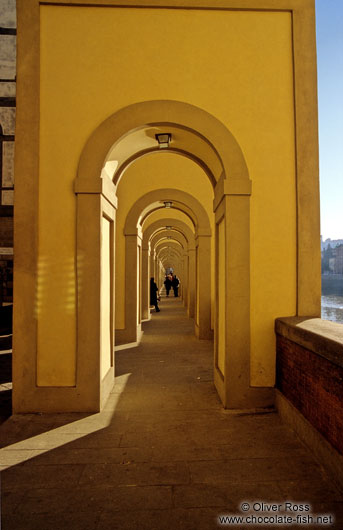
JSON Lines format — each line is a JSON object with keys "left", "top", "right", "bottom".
{"left": 164, "top": 274, "right": 172, "bottom": 297}
{"left": 172, "top": 274, "right": 180, "bottom": 297}
{"left": 150, "top": 277, "right": 160, "bottom": 312}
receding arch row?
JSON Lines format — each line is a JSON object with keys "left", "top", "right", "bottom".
{"left": 152, "top": 233, "right": 186, "bottom": 250}
{"left": 157, "top": 244, "right": 185, "bottom": 298}
{"left": 150, "top": 229, "right": 188, "bottom": 248}
{"left": 13, "top": 0, "right": 320, "bottom": 423}
{"left": 143, "top": 218, "right": 195, "bottom": 247}
{"left": 71, "top": 99, "right": 256, "bottom": 413}
{"left": 125, "top": 189, "right": 211, "bottom": 238}
{"left": 140, "top": 202, "right": 197, "bottom": 231}
{"left": 141, "top": 218, "right": 197, "bottom": 320}
{"left": 157, "top": 244, "right": 183, "bottom": 263}
{"left": 119, "top": 189, "right": 212, "bottom": 343}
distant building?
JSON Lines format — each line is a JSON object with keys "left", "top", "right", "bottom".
{"left": 321, "top": 237, "right": 343, "bottom": 251}
{"left": 333, "top": 245, "right": 343, "bottom": 275}
{"left": 322, "top": 243, "right": 343, "bottom": 275}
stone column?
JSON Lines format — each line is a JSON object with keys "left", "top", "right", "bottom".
{"left": 18, "top": 175, "right": 117, "bottom": 412}
{"left": 187, "top": 248, "right": 196, "bottom": 318}
{"left": 194, "top": 234, "right": 212, "bottom": 340}
{"left": 213, "top": 178, "right": 273, "bottom": 409}
{"left": 154, "top": 251, "right": 158, "bottom": 283}
{"left": 158, "top": 259, "right": 164, "bottom": 289}
{"left": 141, "top": 245, "right": 150, "bottom": 320}
{"left": 116, "top": 232, "right": 142, "bottom": 345}
{"left": 181, "top": 252, "right": 188, "bottom": 305}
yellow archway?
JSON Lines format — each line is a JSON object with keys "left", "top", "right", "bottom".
{"left": 119, "top": 188, "right": 212, "bottom": 344}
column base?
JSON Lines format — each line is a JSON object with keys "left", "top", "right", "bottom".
{"left": 195, "top": 322, "right": 213, "bottom": 340}
{"left": 115, "top": 324, "right": 142, "bottom": 346}
{"left": 214, "top": 365, "right": 274, "bottom": 409}
{"left": 100, "top": 366, "right": 115, "bottom": 409}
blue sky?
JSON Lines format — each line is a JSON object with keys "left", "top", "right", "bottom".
{"left": 316, "top": 0, "right": 343, "bottom": 240}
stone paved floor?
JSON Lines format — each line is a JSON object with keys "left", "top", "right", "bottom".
{"left": 0, "top": 297, "right": 342, "bottom": 529}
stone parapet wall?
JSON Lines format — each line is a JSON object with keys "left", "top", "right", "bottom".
{"left": 0, "top": 0, "right": 15, "bottom": 305}
{"left": 275, "top": 317, "right": 343, "bottom": 455}
{"left": 0, "top": 0, "right": 16, "bottom": 207}
{"left": 0, "top": 207, "right": 13, "bottom": 247}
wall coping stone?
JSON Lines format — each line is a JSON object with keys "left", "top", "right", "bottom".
{"left": 275, "top": 317, "right": 343, "bottom": 369}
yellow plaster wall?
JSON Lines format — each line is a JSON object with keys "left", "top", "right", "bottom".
{"left": 250, "top": 169, "right": 296, "bottom": 386}
{"left": 39, "top": 5, "right": 296, "bottom": 386}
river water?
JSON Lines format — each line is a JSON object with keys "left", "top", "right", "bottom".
{"left": 321, "top": 276, "right": 343, "bottom": 324}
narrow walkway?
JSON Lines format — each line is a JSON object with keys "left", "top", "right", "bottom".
{"left": 0, "top": 298, "right": 342, "bottom": 529}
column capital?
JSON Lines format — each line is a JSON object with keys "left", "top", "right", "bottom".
{"left": 195, "top": 233, "right": 211, "bottom": 243}
{"left": 213, "top": 177, "right": 252, "bottom": 212}
{"left": 74, "top": 176, "right": 118, "bottom": 209}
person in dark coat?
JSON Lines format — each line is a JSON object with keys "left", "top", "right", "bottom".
{"left": 164, "top": 275, "right": 172, "bottom": 297}
{"left": 150, "top": 277, "right": 160, "bottom": 312}
{"left": 172, "top": 274, "right": 179, "bottom": 297}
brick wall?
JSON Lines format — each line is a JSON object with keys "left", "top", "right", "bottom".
{"left": 276, "top": 317, "right": 343, "bottom": 455}
{"left": 0, "top": 214, "right": 13, "bottom": 247}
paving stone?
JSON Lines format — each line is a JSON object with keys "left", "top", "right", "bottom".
{"left": 189, "top": 456, "right": 323, "bottom": 484}
{"left": 172, "top": 482, "right": 284, "bottom": 509}
{"left": 79, "top": 461, "right": 190, "bottom": 487}
{"left": 50, "top": 411, "right": 119, "bottom": 430}
{"left": 1, "top": 431, "right": 100, "bottom": 452}
{"left": 97, "top": 507, "right": 183, "bottom": 530}
{"left": 0, "top": 449, "right": 41, "bottom": 468}
{"left": 0, "top": 298, "right": 341, "bottom": 529}
{"left": 180, "top": 507, "right": 236, "bottom": 530}
{"left": 112, "top": 389, "right": 196, "bottom": 412}
{"left": 13, "top": 445, "right": 152, "bottom": 466}
{"left": 212, "top": 439, "right": 309, "bottom": 460}
{"left": 277, "top": 478, "right": 343, "bottom": 504}
{"left": 1, "top": 512, "right": 100, "bottom": 530}
{"left": 127, "top": 408, "right": 228, "bottom": 427}
{"left": 1, "top": 463, "right": 85, "bottom": 491}
{"left": 15, "top": 484, "right": 172, "bottom": 515}
{"left": 1, "top": 490, "right": 26, "bottom": 515}
{"left": 152, "top": 444, "right": 226, "bottom": 463}
{"left": 312, "top": 502, "right": 343, "bottom": 528}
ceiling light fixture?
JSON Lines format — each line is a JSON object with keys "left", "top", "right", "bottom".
{"left": 155, "top": 133, "right": 171, "bottom": 149}
{"left": 164, "top": 201, "right": 172, "bottom": 209}
{"left": 166, "top": 226, "right": 172, "bottom": 230}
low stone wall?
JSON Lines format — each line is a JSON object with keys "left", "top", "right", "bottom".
{"left": 275, "top": 317, "right": 343, "bottom": 455}
{"left": 0, "top": 209, "right": 13, "bottom": 247}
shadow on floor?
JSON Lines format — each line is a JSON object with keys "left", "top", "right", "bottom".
{"left": 0, "top": 297, "right": 342, "bottom": 529}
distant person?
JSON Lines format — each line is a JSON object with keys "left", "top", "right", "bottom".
{"left": 150, "top": 277, "right": 160, "bottom": 312}
{"left": 164, "top": 275, "right": 172, "bottom": 297}
{"left": 172, "top": 274, "right": 180, "bottom": 297}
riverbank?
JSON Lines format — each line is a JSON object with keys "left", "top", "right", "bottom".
{"left": 322, "top": 275, "right": 343, "bottom": 296}
{"left": 321, "top": 275, "right": 343, "bottom": 324}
